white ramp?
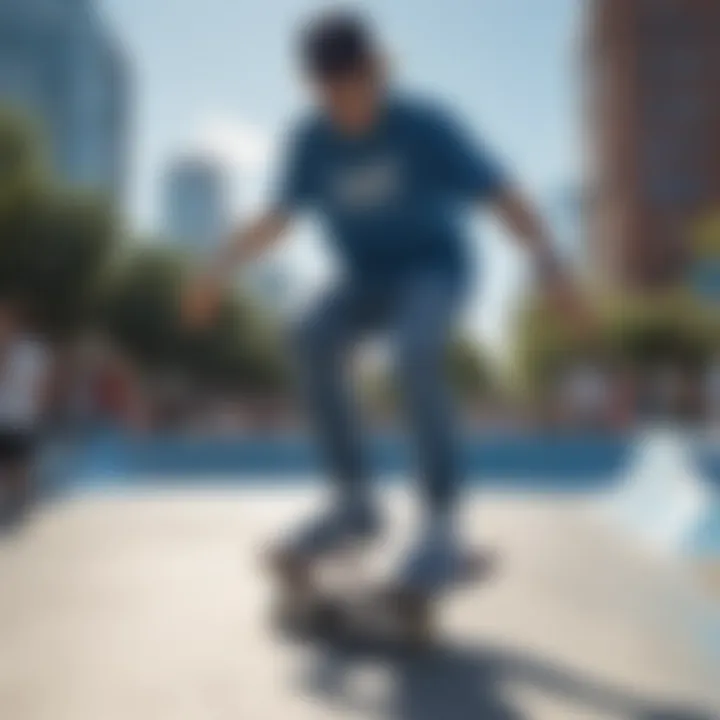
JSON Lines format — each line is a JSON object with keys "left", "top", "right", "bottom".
{"left": 606, "top": 429, "right": 720, "bottom": 557}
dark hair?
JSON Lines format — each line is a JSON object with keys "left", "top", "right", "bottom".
{"left": 299, "top": 10, "right": 377, "bottom": 79}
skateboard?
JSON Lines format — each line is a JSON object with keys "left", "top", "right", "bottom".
{"left": 270, "top": 546, "right": 496, "bottom": 647}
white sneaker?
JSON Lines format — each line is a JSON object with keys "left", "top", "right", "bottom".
{"left": 397, "top": 514, "right": 474, "bottom": 594}
{"left": 280, "top": 497, "right": 382, "bottom": 560}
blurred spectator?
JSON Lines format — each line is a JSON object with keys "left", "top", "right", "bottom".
{"left": 0, "top": 298, "right": 52, "bottom": 528}
{"left": 607, "top": 365, "right": 637, "bottom": 430}
{"left": 656, "top": 365, "right": 683, "bottom": 419}
{"left": 648, "top": 364, "right": 700, "bottom": 423}
{"left": 149, "top": 371, "right": 194, "bottom": 432}
{"left": 56, "top": 334, "right": 146, "bottom": 435}
{"left": 558, "top": 362, "right": 609, "bottom": 431}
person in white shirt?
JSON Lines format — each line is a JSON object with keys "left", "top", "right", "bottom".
{"left": 560, "top": 363, "right": 608, "bottom": 430}
{"left": 0, "top": 300, "right": 51, "bottom": 527}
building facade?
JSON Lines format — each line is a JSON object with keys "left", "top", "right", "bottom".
{"left": 586, "top": 0, "right": 720, "bottom": 290}
{"left": 163, "top": 155, "right": 230, "bottom": 253}
{"left": 0, "top": 0, "right": 129, "bottom": 202}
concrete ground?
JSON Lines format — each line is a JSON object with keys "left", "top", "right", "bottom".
{"left": 0, "top": 485, "right": 719, "bottom": 720}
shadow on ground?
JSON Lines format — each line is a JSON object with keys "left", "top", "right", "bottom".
{"left": 285, "top": 624, "right": 715, "bottom": 720}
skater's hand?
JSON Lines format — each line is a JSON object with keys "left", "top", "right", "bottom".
{"left": 181, "top": 212, "right": 291, "bottom": 331}
{"left": 182, "top": 273, "right": 223, "bottom": 329}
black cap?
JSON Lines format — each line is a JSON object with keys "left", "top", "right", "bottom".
{"left": 299, "top": 10, "right": 377, "bottom": 79}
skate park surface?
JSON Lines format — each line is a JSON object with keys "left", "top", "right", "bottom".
{"left": 2, "top": 431, "right": 720, "bottom": 720}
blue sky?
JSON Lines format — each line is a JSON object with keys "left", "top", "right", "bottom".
{"left": 102, "top": 0, "right": 583, "bottom": 352}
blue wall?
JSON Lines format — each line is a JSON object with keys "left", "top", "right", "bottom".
{"left": 48, "top": 432, "right": 636, "bottom": 494}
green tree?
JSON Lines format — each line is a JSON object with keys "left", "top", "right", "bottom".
{"left": 513, "top": 295, "right": 592, "bottom": 395}
{"left": 513, "top": 290, "right": 720, "bottom": 395}
{"left": 604, "top": 291, "right": 716, "bottom": 371}
{"left": 0, "top": 109, "right": 42, "bottom": 216}
{"left": 0, "top": 111, "right": 117, "bottom": 338}
{"left": 101, "top": 246, "right": 187, "bottom": 367}
{"left": 0, "top": 108, "right": 288, "bottom": 393}
{"left": 102, "top": 245, "right": 289, "bottom": 393}
{"left": 447, "top": 335, "right": 494, "bottom": 402}
{"left": 183, "top": 291, "right": 289, "bottom": 393}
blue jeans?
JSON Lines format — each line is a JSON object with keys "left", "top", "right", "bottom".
{"left": 294, "top": 273, "right": 462, "bottom": 513}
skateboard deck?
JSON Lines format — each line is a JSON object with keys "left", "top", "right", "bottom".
{"left": 271, "top": 549, "right": 497, "bottom": 647}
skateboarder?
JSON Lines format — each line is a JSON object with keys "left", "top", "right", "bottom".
{"left": 184, "top": 10, "right": 589, "bottom": 595}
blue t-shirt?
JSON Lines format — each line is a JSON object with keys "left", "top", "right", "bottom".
{"left": 275, "top": 95, "right": 506, "bottom": 287}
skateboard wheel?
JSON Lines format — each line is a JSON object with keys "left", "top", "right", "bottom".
{"left": 387, "top": 590, "right": 435, "bottom": 646}
{"left": 311, "top": 598, "right": 345, "bottom": 632}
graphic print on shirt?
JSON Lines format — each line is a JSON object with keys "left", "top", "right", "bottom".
{"left": 330, "top": 155, "right": 405, "bottom": 212}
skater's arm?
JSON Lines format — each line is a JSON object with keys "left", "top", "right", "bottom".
{"left": 183, "top": 210, "right": 291, "bottom": 328}
{"left": 489, "top": 186, "right": 563, "bottom": 281}
{"left": 210, "top": 211, "right": 290, "bottom": 280}
{"left": 489, "top": 186, "right": 595, "bottom": 333}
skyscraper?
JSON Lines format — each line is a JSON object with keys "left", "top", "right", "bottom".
{"left": 163, "top": 155, "right": 230, "bottom": 253}
{"left": 585, "top": 0, "right": 720, "bottom": 290}
{"left": 0, "top": 0, "right": 129, "bottom": 202}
